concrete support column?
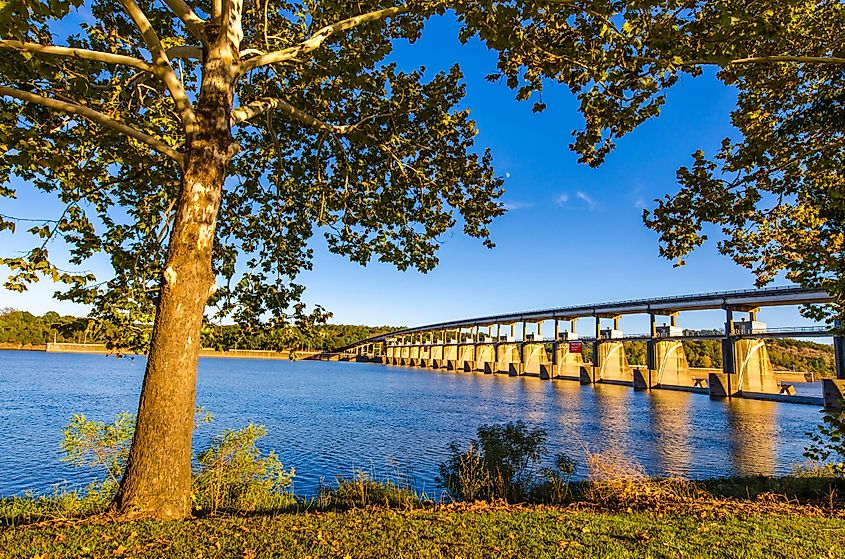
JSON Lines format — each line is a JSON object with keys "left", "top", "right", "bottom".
{"left": 522, "top": 323, "right": 548, "bottom": 377}
{"left": 712, "top": 309, "right": 736, "bottom": 399}
{"left": 827, "top": 326, "right": 845, "bottom": 408}
{"left": 835, "top": 332, "right": 845, "bottom": 379}
{"left": 518, "top": 321, "right": 527, "bottom": 375}
{"left": 592, "top": 317, "right": 601, "bottom": 367}
{"left": 823, "top": 378, "right": 845, "bottom": 411}
{"left": 646, "top": 314, "right": 657, "bottom": 371}
{"left": 722, "top": 309, "right": 736, "bottom": 375}
{"left": 477, "top": 328, "right": 495, "bottom": 373}
{"left": 445, "top": 328, "right": 456, "bottom": 370}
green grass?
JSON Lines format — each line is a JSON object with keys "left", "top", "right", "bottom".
{"left": 3, "top": 474, "right": 845, "bottom": 558}
{"left": 1, "top": 506, "right": 844, "bottom": 559}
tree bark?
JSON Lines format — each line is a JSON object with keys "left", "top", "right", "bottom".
{"left": 115, "top": 47, "right": 237, "bottom": 519}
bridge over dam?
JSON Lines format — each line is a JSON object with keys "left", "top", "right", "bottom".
{"left": 327, "top": 286, "right": 845, "bottom": 410}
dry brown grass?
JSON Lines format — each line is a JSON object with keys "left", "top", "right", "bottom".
{"left": 575, "top": 451, "right": 845, "bottom": 518}
{"left": 584, "top": 452, "right": 723, "bottom": 509}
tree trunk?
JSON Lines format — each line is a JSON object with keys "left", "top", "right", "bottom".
{"left": 115, "top": 49, "right": 237, "bottom": 519}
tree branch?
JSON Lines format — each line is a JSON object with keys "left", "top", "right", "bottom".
{"left": 165, "top": 45, "right": 203, "bottom": 60}
{"left": 672, "top": 55, "right": 845, "bottom": 67}
{"left": 232, "top": 96, "right": 362, "bottom": 133}
{"left": 231, "top": 97, "right": 347, "bottom": 132}
{"left": 0, "top": 86, "right": 184, "bottom": 164}
{"left": 729, "top": 55, "right": 845, "bottom": 65}
{"left": 118, "top": 0, "right": 197, "bottom": 133}
{"left": 0, "top": 40, "right": 154, "bottom": 72}
{"left": 239, "top": 4, "right": 411, "bottom": 73}
{"left": 216, "top": 0, "right": 245, "bottom": 54}
{"left": 160, "top": 0, "right": 208, "bottom": 44}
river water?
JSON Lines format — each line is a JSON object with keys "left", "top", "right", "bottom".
{"left": 0, "top": 350, "right": 826, "bottom": 497}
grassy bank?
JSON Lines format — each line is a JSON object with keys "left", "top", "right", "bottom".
{"left": 4, "top": 417, "right": 844, "bottom": 557}
{"left": 2, "top": 502, "right": 844, "bottom": 559}
{"left": 3, "top": 475, "right": 845, "bottom": 559}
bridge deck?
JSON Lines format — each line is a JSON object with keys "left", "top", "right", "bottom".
{"left": 380, "top": 326, "right": 832, "bottom": 346}
{"left": 336, "top": 286, "right": 833, "bottom": 351}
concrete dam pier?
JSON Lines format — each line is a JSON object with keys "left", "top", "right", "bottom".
{"left": 328, "top": 286, "right": 845, "bottom": 410}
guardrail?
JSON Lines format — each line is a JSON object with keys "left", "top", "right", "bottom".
{"left": 743, "top": 326, "right": 831, "bottom": 335}
{"left": 372, "top": 325, "right": 832, "bottom": 349}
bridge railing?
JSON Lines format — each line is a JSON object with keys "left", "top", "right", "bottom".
{"left": 743, "top": 326, "right": 831, "bottom": 336}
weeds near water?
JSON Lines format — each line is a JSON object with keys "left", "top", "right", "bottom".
{"left": 0, "top": 485, "right": 109, "bottom": 526}
{"left": 534, "top": 453, "right": 578, "bottom": 504}
{"left": 317, "top": 470, "right": 424, "bottom": 509}
{"left": 580, "top": 451, "right": 700, "bottom": 509}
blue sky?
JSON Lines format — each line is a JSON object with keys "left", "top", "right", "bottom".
{"left": 0, "top": 13, "right": 818, "bottom": 333}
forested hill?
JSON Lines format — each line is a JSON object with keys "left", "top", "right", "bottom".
{"left": 0, "top": 309, "right": 91, "bottom": 345}
{"left": 0, "top": 309, "right": 835, "bottom": 376}
{"left": 0, "top": 309, "right": 400, "bottom": 352}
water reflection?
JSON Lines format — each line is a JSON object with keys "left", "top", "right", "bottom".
{"left": 647, "top": 391, "right": 693, "bottom": 476}
{"left": 725, "top": 399, "right": 778, "bottom": 476}
{"left": 593, "top": 384, "right": 633, "bottom": 458}
{"left": 0, "top": 351, "right": 823, "bottom": 496}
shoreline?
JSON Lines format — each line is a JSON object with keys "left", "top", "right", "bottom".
{"left": 0, "top": 343, "right": 320, "bottom": 361}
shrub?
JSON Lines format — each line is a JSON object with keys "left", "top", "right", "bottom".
{"left": 804, "top": 408, "right": 845, "bottom": 477}
{"left": 60, "top": 412, "right": 135, "bottom": 498}
{"left": 192, "top": 423, "right": 295, "bottom": 514}
{"left": 56, "top": 411, "right": 293, "bottom": 516}
{"left": 438, "top": 421, "right": 572, "bottom": 502}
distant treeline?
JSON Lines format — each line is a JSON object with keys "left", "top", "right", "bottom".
{"left": 1, "top": 309, "right": 835, "bottom": 375}
{"left": 0, "top": 309, "right": 96, "bottom": 345}
{"left": 0, "top": 309, "right": 400, "bottom": 352}
{"left": 202, "top": 323, "right": 401, "bottom": 351}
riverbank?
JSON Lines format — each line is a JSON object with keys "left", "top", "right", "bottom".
{"left": 2, "top": 500, "right": 844, "bottom": 559}
{"left": 0, "top": 343, "right": 320, "bottom": 360}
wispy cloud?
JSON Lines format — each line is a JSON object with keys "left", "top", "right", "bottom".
{"left": 554, "top": 193, "right": 570, "bottom": 206}
{"left": 501, "top": 200, "right": 535, "bottom": 211}
{"left": 634, "top": 197, "right": 647, "bottom": 210}
{"left": 575, "top": 191, "right": 597, "bottom": 210}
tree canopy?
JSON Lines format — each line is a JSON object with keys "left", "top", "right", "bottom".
{"left": 1, "top": 0, "right": 843, "bottom": 340}
{"left": 0, "top": 0, "right": 508, "bottom": 350}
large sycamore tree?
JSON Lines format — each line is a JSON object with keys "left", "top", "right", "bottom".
{"left": 1, "top": 0, "right": 842, "bottom": 518}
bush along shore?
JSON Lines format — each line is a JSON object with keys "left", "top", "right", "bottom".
{"left": 2, "top": 416, "right": 845, "bottom": 558}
